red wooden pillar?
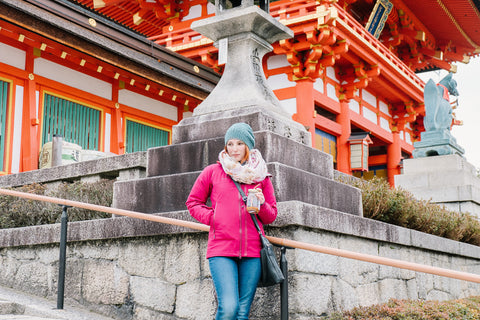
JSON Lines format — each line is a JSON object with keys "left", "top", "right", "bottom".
{"left": 294, "top": 80, "right": 315, "bottom": 144}
{"left": 21, "top": 48, "right": 39, "bottom": 172}
{"left": 336, "top": 99, "right": 351, "bottom": 174}
{"left": 387, "top": 131, "right": 402, "bottom": 187}
{"left": 110, "top": 81, "right": 125, "bottom": 155}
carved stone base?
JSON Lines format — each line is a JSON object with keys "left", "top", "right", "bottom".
{"left": 413, "top": 129, "right": 465, "bottom": 158}
{"left": 172, "top": 106, "right": 311, "bottom": 146}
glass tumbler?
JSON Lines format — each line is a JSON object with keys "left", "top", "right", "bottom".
{"left": 246, "top": 189, "right": 261, "bottom": 214}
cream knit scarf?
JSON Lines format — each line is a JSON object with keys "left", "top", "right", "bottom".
{"left": 218, "top": 149, "right": 269, "bottom": 184}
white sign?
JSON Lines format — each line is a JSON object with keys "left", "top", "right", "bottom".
{"left": 218, "top": 38, "right": 228, "bottom": 66}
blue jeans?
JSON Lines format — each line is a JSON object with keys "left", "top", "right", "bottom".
{"left": 209, "top": 257, "right": 261, "bottom": 320}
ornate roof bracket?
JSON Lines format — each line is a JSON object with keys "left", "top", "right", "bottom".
{"left": 392, "top": 4, "right": 435, "bottom": 46}
{"left": 94, "top": 0, "right": 188, "bottom": 23}
{"left": 389, "top": 100, "right": 419, "bottom": 132}
{"left": 443, "top": 51, "right": 470, "bottom": 64}
{"left": 424, "top": 56, "right": 456, "bottom": 73}
{"left": 305, "top": 25, "right": 336, "bottom": 46}
{"left": 333, "top": 62, "right": 380, "bottom": 102}
{"left": 274, "top": 25, "right": 349, "bottom": 81}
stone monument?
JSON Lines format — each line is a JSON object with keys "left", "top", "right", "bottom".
{"left": 171, "top": 0, "right": 310, "bottom": 146}
{"left": 396, "top": 73, "right": 480, "bottom": 218}
{"left": 114, "top": 0, "right": 362, "bottom": 220}
{"left": 412, "top": 73, "right": 464, "bottom": 158}
{"left": 113, "top": 1, "right": 363, "bottom": 317}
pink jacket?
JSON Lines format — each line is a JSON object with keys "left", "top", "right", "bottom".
{"left": 186, "top": 163, "right": 278, "bottom": 259}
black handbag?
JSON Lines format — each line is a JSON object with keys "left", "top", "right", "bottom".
{"left": 231, "top": 178, "right": 285, "bottom": 287}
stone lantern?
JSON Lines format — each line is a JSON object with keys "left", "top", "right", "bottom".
{"left": 348, "top": 132, "right": 372, "bottom": 171}
{"left": 173, "top": 0, "right": 310, "bottom": 146}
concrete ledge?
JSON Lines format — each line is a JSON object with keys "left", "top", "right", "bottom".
{"left": 0, "top": 211, "right": 199, "bottom": 247}
{"left": 402, "top": 155, "right": 476, "bottom": 175}
{"left": 398, "top": 185, "right": 480, "bottom": 204}
{"left": 275, "top": 201, "right": 480, "bottom": 260}
{"left": 397, "top": 170, "right": 480, "bottom": 191}
{"left": 0, "top": 152, "right": 146, "bottom": 187}
{"left": 1, "top": 201, "right": 479, "bottom": 260}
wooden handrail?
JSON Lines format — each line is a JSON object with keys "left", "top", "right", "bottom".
{"left": 1, "top": 187, "right": 480, "bottom": 284}
{"left": 0, "top": 188, "right": 209, "bottom": 232}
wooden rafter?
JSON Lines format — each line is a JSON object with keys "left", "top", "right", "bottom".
{"left": 93, "top": 0, "right": 124, "bottom": 9}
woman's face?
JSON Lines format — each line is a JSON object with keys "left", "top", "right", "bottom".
{"left": 226, "top": 139, "right": 247, "bottom": 162}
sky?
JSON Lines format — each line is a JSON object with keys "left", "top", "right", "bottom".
{"left": 416, "top": 57, "right": 480, "bottom": 170}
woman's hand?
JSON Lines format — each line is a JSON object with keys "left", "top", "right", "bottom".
{"left": 254, "top": 188, "right": 265, "bottom": 205}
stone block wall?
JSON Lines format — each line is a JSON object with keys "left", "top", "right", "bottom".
{"left": 0, "top": 152, "right": 147, "bottom": 188}
{"left": 0, "top": 202, "right": 479, "bottom": 319}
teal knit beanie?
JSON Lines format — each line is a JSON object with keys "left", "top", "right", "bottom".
{"left": 224, "top": 123, "right": 255, "bottom": 150}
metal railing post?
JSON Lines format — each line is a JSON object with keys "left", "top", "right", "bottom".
{"left": 57, "top": 205, "right": 71, "bottom": 309}
{"left": 279, "top": 246, "right": 289, "bottom": 320}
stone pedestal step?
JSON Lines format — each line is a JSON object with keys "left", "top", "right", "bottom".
{"left": 147, "top": 130, "right": 333, "bottom": 179}
{"left": 172, "top": 107, "right": 310, "bottom": 147}
{"left": 114, "top": 162, "right": 362, "bottom": 216}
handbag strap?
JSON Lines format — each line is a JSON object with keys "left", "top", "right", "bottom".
{"left": 231, "top": 177, "right": 248, "bottom": 204}
{"left": 230, "top": 177, "right": 262, "bottom": 235}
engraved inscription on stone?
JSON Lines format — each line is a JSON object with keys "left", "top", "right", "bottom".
{"left": 299, "top": 132, "right": 307, "bottom": 144}
{"left": 267, "top": 119, "right": 277, "bottom": 131}
{"left": 251, "top": 48, "right": 276, "bottom": 104}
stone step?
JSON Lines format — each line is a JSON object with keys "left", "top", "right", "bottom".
{"left": 0, "top": 301, "right": 23, "bottom": 315}
{"left": 0, "top": 316, "right": 59, "bottom": 320}
{"left": 113, "top": 162, "right": 362, "bottom": 216}
{"left": 147, "top": 130, "right": 333, "bottom": 179}
{"left": 0, "top": 286, "right": 116, "bottom": 320}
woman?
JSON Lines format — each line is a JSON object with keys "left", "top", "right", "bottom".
{"left": 186, "top": 122, "right": 278, "bottom": 320}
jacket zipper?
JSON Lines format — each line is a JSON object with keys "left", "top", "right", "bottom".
{"left": 212, "top": 207, "right": 217, "bottom": 239}
{"left": 239, "top": 186, "right": 243, "bottom": 258}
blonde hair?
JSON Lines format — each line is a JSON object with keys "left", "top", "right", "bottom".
{"left": 225, "top": 145, "right": 250, "bottom": 164}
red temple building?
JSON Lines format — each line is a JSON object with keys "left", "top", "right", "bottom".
{"left": 1, "top": 0, "right": 479, "bottom": 186}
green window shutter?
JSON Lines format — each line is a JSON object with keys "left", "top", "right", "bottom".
{"left": 0, "top": 80, "right": 9, "bottom": 171}
{"left": 125, "top": 119, "right": 169, "bottom": 153}
{"left": 42, "top": 94, "right": 100, "bottom": 150}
